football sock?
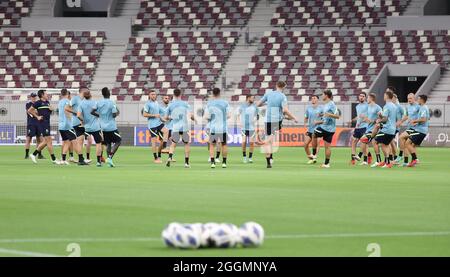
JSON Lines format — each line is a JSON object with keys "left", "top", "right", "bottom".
{"left": 399, "top": 151, "right": 403, "bottom": 157}
{"left": 62, "top": 154, "right": 66, "bottom": 161}
{"left": 153, "top": 153, "right": 158, "bottom": 160}
{"left": 358, "top": 152, "right": 363, "bottom": 158}
{"left": 78, "top": 154, "right": 84, "bottom": 162}
{"left": 185, "top": 157, "right": 189, "bottom": 164}
{"left": 312, "top": 148, "right": 317, "bottom": 156}
{"left": 266, "top": 157, "right": 271, "bottom": 166}
{"left": 325, "top": 158, "right": 330, "bottom": 165}
{"left": 249, "top": 152, "right": 253, "bottom": 158}
{"left": 216, "top": 151, "right": 220, "bottom": 159}
{"left": 368, "top": 152, "right": 372, "bottom": 157}
{"left": 351, "top": 154, "right": 356, "bottom": 161}
{"left": 168, "top": 153, "right": 173, "bottom": 159}
{"left": 376, "top": 154, "right": 381, "bottom": 163}
{"left": 25, "top": 149, "right": 30, "bottom": 156}
{"left": 388, "top": 155, "right": 393, "bottom": 163}
{"left": 363, "top": 156, "right": 368, "bottom": 162}
{"left": 97, "top": 156, "right": 101, "bottom": 163}
{"left": 210, "top": 157, "right": 215, "bottom": 164}
{"left": 32, "top": 150, "right": 39, "bottom": 156}
{"left": 222, "top": 158, "right": 227, "bottom": 164}
{"left": 411, "top": 153, "right": 417, "bottom": 161}
{"left": 69, "top": 152, "right": 73, "bottom": 157}
{"left": 158, "top": 152, "right": 161, "bottom": 158}
{"left": 243, "top": 151, "right": 246, "bottom": 157}
{"left": 270, "top": 154, "right": 273, "bottom": 159}
{"left": 86, "top": 153, "right": 90, "bottom": 160}
{"left": 50, "top": 154, "right": 56, "bottom": 161}
{"left": 394, "top": 155, "right": 397, "bottom": 160}
{"left": 404, "top": 157, "right": 409, "bottom": 163}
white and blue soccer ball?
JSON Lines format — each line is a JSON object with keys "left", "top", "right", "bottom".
{"left": 173, "top": 224, "right": 201, "bottom": 249}
{"left": 209, "top": 223, "right": 239, "bottom": 248}
{"left": 162, "top": 223, "right": 201, "bottom": 249}
{"left": 238, "top": 221, "right": 265, "bottom": 247}
{"left": 161, "top": 222, "right": 183, "bottom": 248}
{"left": 200, "top": 222, "right": 220, "bottom": 247}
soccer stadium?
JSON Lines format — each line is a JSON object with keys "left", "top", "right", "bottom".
{"left": 0, "top": 0, "right": 449, "bottom": 258}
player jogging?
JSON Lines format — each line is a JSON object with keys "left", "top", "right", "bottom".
{"left": 238, "top": 95, "right": 259, "bottom": 163}
{"left": 25, "top": 92, "right": 44, "bottom": 159}
{"left": 311, "top": 89, "right": 340, "bottom": 168}
{"left": 28, "top": 90, "right": 58, "bottom": 164}
{"left": 92, "top": 87, "right": 121, "bottom": 167}
{"left": 57, "top": 89, "right": 88, "bottom": 166}
{"left": 405, "top": 95, "right": 429, "bottom": 167}
{"left": 206, "top": 88, "right": 230, "bottom": 168}
{"left": 257, "top": 81, "right": 298, "bottom": 169}
{"left": 395, "top": 93, "right": 420, "bottom": 166}
{"left": 304, "top": 95, "right": 322, "bottom": 164}
{"left": 165, "top": 88, "right": 195, "bottom": 168}
{"left": 143, "top": 89, "right": 170, "bottom": 164}
{"left": 77, "top": 90, "right": 103, "bottom": 167}
{"left": 349, "top": 92, "right": 369, "bottom": 165}
{"left": 359, "top": 93, "right": 382, "bottom": 165}
{"left": 371, "top": 90, "right": 397, "bottom": 168}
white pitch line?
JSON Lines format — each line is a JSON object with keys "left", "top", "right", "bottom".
{"left": 0, "top": 231, "right": 449, "bottom": 244}
{"left": 0, "top": 247, "right": 61, "bottom": 257}
{"left": 266, "top": 231, "right": 450, "bottom": 239}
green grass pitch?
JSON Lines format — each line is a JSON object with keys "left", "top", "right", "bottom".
{"left": 0, "top": 146, "right": 449, "bottom": 257}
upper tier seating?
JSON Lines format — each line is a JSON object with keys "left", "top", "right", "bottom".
{"left": 0, "top": 0, "right": 32, "bottom": 27}
{"left": 0, "top": 31, "right": 105, "bottom": 89}
{"left": 113, "top": 31, "right": 239, "bottom": 101}
{"left": 233, "top": 30, "right": 450, "bottom": 102}
{"left": 135, "top": 0, "right": 257, "bottom": 27}
{"left": 271, "top": 0, "right": 410, "bottom": 27}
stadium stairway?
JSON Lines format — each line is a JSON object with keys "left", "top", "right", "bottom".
{"left": 29, "top": 0, "right": 53, "bottom": 17}
{"left": 218, "top": 39, "right": 258, "bottom": 99}
{"left": 114, "top": 0, "right": 141, "bottom": 19}
{"left": 428, "top": 68, "right": 450, "bottom": 102}
{"left": 90, "top": 41, "right": 127, "bottom": 97}
{"left": 220, "top": 0, "right": 280, "bottom": 99}
{"left": 247, "top": 0, "right": 280, "bottom": 36}
{"left": 403, "top": 0, "right": 428, "bottom": 15}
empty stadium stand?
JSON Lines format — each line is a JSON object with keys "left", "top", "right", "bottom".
{"left": 134, "top": 0, "right": 257, "bottom": 27}
{"left": 0, "top": 31, "right": 105, "bottom": 91}
{"left": 0, "top": 0, "right": 32, "bottom": 27}
{"left": 233, "top": 29, "right": 450, "bottom": 101}
{"left": 271, "top": 0, "right": 411, "bottom": 27}
{"left": 113, "top": 31, "right": 239, "bottom": 101}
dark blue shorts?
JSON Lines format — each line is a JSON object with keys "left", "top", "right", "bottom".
{"left": 149, "top": 124, "right": 164, "bottom": 138}
{"left": 39, "top": 122, "right": 51, "bottom": 137}
{"left": 314, "top": 127, "right": 334, "bottom": 144}
{"left": 375, "top": 132, "right": 395, "bottom": 145}
{"left": 27, "top": 124, "right": 41, "bottom": 138}
{"left": 409, "top": 132, "right": 427, "bottom": 146}
{"left": 353, "top": 127, "right": 367, "bottom": 139}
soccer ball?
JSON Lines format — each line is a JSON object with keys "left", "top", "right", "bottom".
{"left": 200, "top": 222, "right": 220, "bottom": 247}
{"left": 171, "top": 224, "right": 201, "bottom": 249}
{"left": 209, "top": 223, "right": 239, "bottom": 248}
{"left": 161, "top": 222, "right": 182, "bottom": 248}
{"left": 238, "top": 221, "right": 265, "bottom": 247}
